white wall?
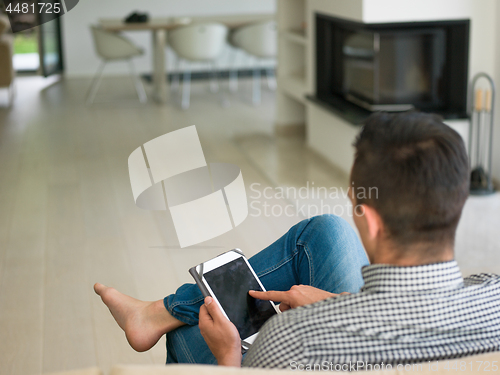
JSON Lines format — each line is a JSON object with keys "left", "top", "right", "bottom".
{"left": 62, "top": 0, "right": 276, "bottom": 77}
{"left": 307, "top": 0, "right": 363, "bottom": 22}
{"left": 493, "top": 1, "right": 500, "bottom": 182}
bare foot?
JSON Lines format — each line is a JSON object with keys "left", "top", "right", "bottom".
{"left": 94, "top": 283, "right": 185, "bottom": 352}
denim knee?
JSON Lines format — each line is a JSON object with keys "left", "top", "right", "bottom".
{"left": 297, "top": 214, "right": 368, "bottom": 290}
{"left": 303, "top": 214, "right": 354, "bottom": 241}
{"left": 310, "top": 213, "right": 347, "bottom": 227}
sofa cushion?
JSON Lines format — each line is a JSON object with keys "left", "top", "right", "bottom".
{"left": 110, "top": 352, "right": 500, "bottom": 375}
{"left": 0, "top": 35, "right": 14, "bottom": 87}
{"left": 0, "top": 15, "right": 10, "bottom": 35}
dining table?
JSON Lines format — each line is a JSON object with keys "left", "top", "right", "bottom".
{"left": 99, "top": 13, "right": 275, "bottom": 104}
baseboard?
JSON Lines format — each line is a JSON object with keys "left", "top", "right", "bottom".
{"left": 274, "top": 123, "right": 306, "bottom": 137}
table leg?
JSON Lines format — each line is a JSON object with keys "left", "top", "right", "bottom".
{"left": 152, "top": 29, "right": 168, "bottom": 103}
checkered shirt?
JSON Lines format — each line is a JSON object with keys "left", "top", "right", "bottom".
{"left": 242, "top": 261, "right": 500, "bottom": 369}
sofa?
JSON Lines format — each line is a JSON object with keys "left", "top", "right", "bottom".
{"left": 45, "top": 352, "right": 500, "bottom": 375}
{"left": 0, "top": 14, "right": 15, "bottom": 105}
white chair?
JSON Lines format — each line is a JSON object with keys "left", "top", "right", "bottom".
{"left": 168, "top": 23, "right": 228, "bottom": 109}
{"left": 231, "top": 21, "right": 277, "bottom": 105}
{"left": 86, "top": 26, "right": 147, "bottom": 105}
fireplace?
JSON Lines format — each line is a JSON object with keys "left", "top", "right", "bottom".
{"left": 313, "top": 14, "right": 470, "bottom": 122}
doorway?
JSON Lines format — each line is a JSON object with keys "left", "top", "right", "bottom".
{"left": 2, "top": 0, "right": 63, "bottom": 76}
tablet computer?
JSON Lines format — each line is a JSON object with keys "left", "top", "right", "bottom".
{"left": 189, "top": 249, "right": 280, "bottom": 349}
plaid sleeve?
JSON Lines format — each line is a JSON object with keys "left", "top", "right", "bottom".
{"left": 464, "top": 273, "right": 500, "bottom": 286}
{"left": 242, "top": 310, "right": 305, "bottom": 369}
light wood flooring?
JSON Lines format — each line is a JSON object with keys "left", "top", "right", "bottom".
{"left": 0, "top": 75, "right": 499, "bottom": 375}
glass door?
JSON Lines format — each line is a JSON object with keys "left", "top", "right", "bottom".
{"left": 37, "top": 0, "right": 63, "bottom": 76}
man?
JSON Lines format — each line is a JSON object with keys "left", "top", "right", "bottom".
{"left": 94, "top": 112, "right": 500, "bottom": 368}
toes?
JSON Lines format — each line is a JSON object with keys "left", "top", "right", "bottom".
{"left": 93, "top": 282, "right": 106, "bottom": 295}
{"left": 97, "top": 285, "right": 119, "bottom": 306}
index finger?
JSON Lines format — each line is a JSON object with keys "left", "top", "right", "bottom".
{"left": 249, "top": 290, "right": 289, "bottom": 303}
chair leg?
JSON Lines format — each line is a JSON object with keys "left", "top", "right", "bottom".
{"left": 181, "top": 69, "right": 191, "bottom": 109}
{"left": 171, "top": 54, "right": 180, "bottom": 93}
{"left": 265, "top": 68, "right": 277, "bottom": 91}
{"left": 213, "top": 61, "right": 229, "bottom": 108}
{"left": 229, "top": 48, "right": 238, "bottom": 93}
{"left": 128, "top": 60, "right": 147, "bottom": 103}
{"left": 229, "top": 70, "right": 238, "bottom": 92}
{"left": 85, "top": 61, "right": 106, "bottom": 105}
{"left": 252, "top": 67, "right": 261, "bottom": 105}
{"left": 209, "top": 62, "right": 219, "bottom": 93}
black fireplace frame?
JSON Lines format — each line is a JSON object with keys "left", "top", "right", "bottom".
{"left": 313, "top": 14, "right": 470, "bottom": 124}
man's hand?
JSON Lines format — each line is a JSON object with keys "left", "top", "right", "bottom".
{"left": 199, "top": 296, "right": 242, "bottom": 367}
{"left": 250, "top": 285, "right": 350, "bottom": 311}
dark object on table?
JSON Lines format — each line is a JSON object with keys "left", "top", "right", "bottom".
{"left": 124, "top": 12, "right": 149, "bottom": 23}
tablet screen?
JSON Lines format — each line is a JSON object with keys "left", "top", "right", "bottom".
{"left": 203, "top": 257, "right": 277, "bottom": 340}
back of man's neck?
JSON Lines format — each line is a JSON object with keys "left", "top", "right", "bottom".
{"left": 370, "top": 242, "right": 454, "bottom": 266}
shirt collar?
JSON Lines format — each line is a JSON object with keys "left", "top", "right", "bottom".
{"left": 360, "top": 260, "right": 464, "bottom": 293}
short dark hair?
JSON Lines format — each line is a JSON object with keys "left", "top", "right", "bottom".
{"left": 351, "top": 111, "right": 469, "bottom": 248}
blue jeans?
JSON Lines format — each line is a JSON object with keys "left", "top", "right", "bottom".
{"left": 163, "top": 214, "right": 369, "bottom": 364}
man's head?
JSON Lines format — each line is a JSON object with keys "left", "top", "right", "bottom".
{"left": 349, "top": 112, "right": 469, "bottom": 265}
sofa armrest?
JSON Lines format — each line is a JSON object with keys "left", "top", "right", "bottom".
{"left": 44, "top": 367, "right": 102, "bottom": 375}
{"left": 110, "top": 352, "right": 500, "bottom": 375}
{"left": 0, "top": 34, "right": 14, "bottom": 88}
{"left": 111, "top": 364, "right": 287, "bottom": 375}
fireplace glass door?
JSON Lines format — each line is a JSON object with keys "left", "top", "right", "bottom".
{"left": 342, "top": 28, "right": 447, "bottom": 111}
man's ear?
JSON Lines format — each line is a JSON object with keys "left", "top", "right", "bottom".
{"left": 362, "top": 205, "right": 384, "bottom": 240}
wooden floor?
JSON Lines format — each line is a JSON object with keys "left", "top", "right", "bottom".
{"left": 0, "top": 76, "right": 499, "bottom": 375}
